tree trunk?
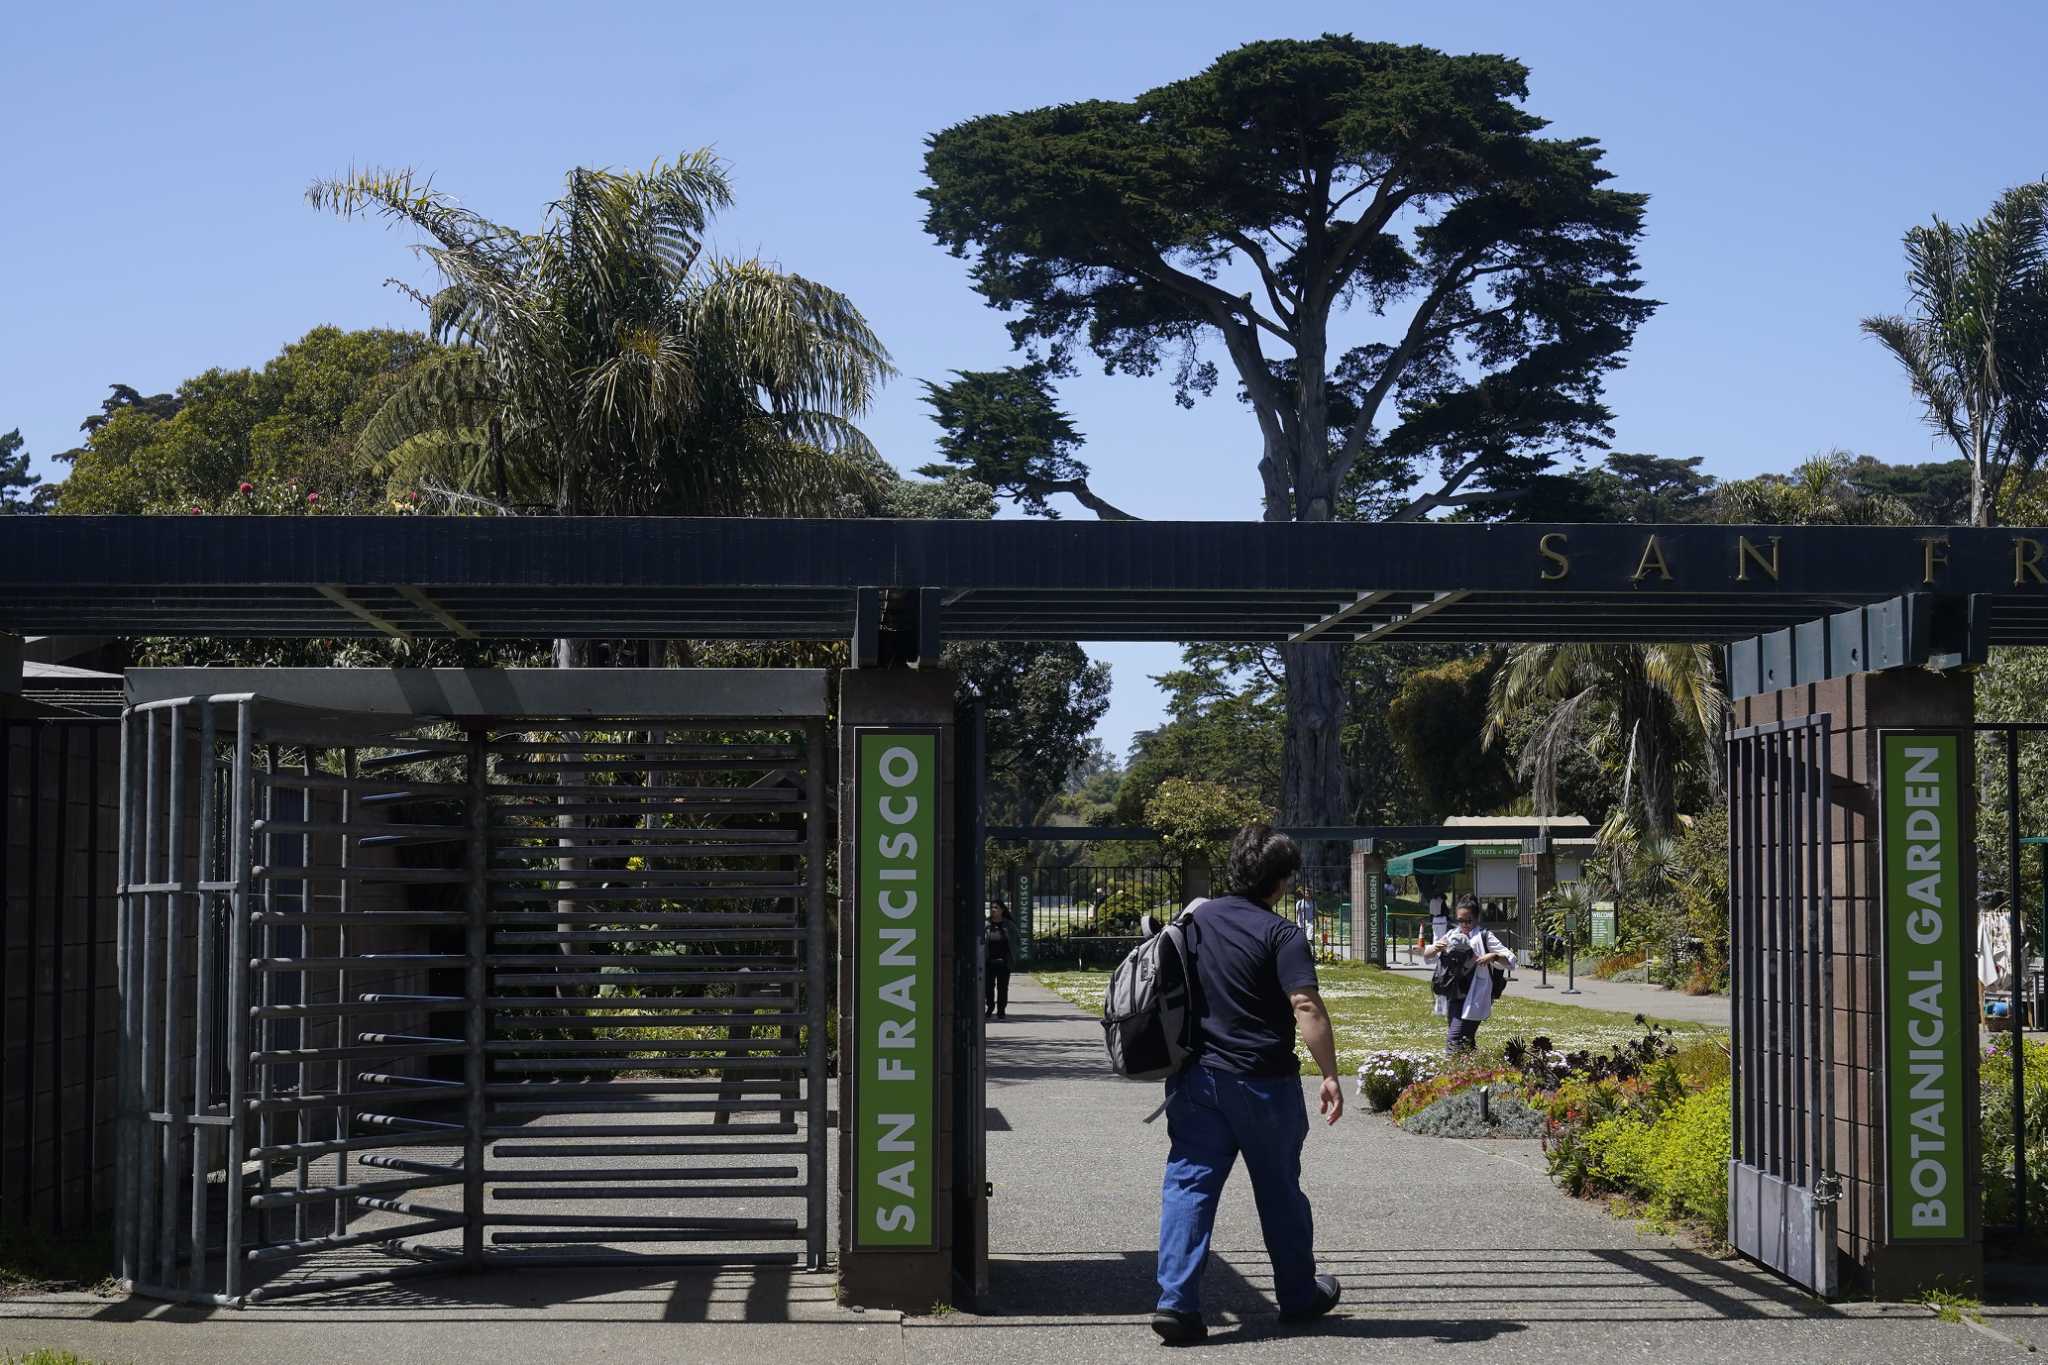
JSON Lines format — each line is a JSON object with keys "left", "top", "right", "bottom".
{"left": 1280, "top": 640, "right": 1348, "bottom": 845}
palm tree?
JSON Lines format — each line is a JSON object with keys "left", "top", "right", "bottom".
{"left": 1861, "top": 181, "right": 2048, "bottom": 526}
{"left": 1484, "top": 642, "right": 1725, "bottom": 838}
{"left": 308, "top": 151, "right": 893, "bottom": 521}
{"left": 1713, "top": 450, "right": 1916, "bottom": 526}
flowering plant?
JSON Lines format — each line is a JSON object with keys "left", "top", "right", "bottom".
{"left": 1355, "top": 1049, "right": 1439, "bottom": 1111}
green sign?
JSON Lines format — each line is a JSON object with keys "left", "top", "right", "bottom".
{"left": 1880, "top": 732, "right": 1966, "bottom": 1241}
{"left": 852, "top": 732, "right": 938, "bottom": 1248}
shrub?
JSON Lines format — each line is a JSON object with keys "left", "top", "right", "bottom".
{"left": 1357, "top": 1050, "right": 1439, "bottom": 1112}
{"left": 1980, "top": 1034, "right": 2048, "bottom": 1243}
{"left": 1553, "top": 1078, "right": 1733, "bottom": 1239}
{"left": 1400, "top": 1087, "right": 1548, "bottom": 1139}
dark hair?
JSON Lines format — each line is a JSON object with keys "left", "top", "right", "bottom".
{"left": 1455, "top": 893, "right": 1480, "bottom": 917}
{"left": 1225, "top": 824, "right": 1301, "bottom": 903}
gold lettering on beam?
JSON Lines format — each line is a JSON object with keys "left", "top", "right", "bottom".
{"left": 1921, "top": 535, "right": 1951, "bottom": 584}
{"left": 1736, "top": 535, "right": 1781, "bottom": 582}
{"left": 1539, "top": 532, "right": 1570, "bottom": 581}
{"left": 2016, "top": 537, "right": 2047, "bottom": 586}
{"left": 1632, "top": 535, "right": 1672, "bottom": 582}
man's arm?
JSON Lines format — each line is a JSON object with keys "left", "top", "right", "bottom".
{"left": 1291, "top": 988, "right": 1343, "bottom": 1125}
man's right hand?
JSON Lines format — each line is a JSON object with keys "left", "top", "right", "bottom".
{"left": 1317, "top": 1074, "right": 1344, "bottom": 1126}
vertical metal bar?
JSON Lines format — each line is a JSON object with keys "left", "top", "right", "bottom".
{"left": 805, "top": 718, "right": 828, "bottom": 1271}
{"left": 2008, "top": 726, "right": 2028, "bottom": 1244}
{"left": 188, "top": 703, "right": 217, "bottom": 1288}
{"left": 50, "top": 723, "right": 69, "bottom": 1231}
{"left": 1804, "top": 721, "right": 1823, "bottom": 1190}
{"left": 1787, "top": 725, "right": 1805, "bottom": 1188}
{"left": 1726, "top": 732, "right": 1742, "bottom": 1167}
{"left": 137, "top": 709, "right": 161, "bottom": 1282}
{"left": 463, "top": 727, "right": 488, "bottom": 1269}
{"left": 1819, "top": 719, "right": 1838, "bottom": 1228}
{"left": 223, "top": 702, "right": 252, "bottom": 1302}
{"left": 291, "top": 745, "right": 310, "bottom": 1246}
{"left": 0, "top": 719, "right": 10, "bottom": 1231}
{"left": 113, "top": 712, "right": 136, "bottom": 1282}
{"left": 256, "top": 741, "right": 275, "bottom": 1247}
{"left": 0, "top": 720, "right": 10, "bottom": 1232}
{"left": 336, "top": 746, "right": 353, "bottom": 1237}
{"left": 158, "top": 703, "right": 185, "bottom": 1289}
{"left": 1761, "top": 736, "right": 1777, "bottom": 1186}
{"left": 1745, "top": 730, "right": 1760, "bottom": 1170}
{"left": 1778, "top": 728, "right": 1796, "bottom": 1184}
{"left": 24, "top": 722, "right": 41, "bottom": 1226}
{"left": 84, "top": 722, "right": 102, "bottom": 1231}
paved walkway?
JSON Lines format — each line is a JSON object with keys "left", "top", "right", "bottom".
{"left": 1, "top": 978, "right": 2035, "bottom": 1363}
{"left": 1384, "top": 959, "right": 1733, "bottom": 1028}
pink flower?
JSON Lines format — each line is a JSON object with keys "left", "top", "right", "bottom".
{"left": 307, "top": 492, "right": 320, "bottom": 505}
{"left": 189, "top": 506, "right": 203, "bottom": 515}
{"left": 238, "top": 481, "right": 253, "bottom": 494}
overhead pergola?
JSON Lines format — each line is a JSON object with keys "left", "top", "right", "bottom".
{"left": 3, "top": 516, "right": 2046, "bottom": 651}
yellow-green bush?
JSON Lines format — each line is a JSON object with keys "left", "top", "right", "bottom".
{"left": 1574, "top": 1078, "right": 1732, "bottom": 1238}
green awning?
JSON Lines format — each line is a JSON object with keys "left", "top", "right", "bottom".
{"left": 1385, "top": 842, "right": 1468, "bottom": 878}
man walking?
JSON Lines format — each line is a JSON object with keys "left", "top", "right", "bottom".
{"left": 1153, "top": 825, "right": 1343, "bottom": 1345}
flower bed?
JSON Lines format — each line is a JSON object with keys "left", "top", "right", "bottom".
{"left": 1401, "top": 1087, "right": 1548, "bottom": 1139}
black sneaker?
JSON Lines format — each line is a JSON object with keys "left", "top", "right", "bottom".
{"left": 1278, "top": 1274, "right": 1341, "bottom": 1323}
{"left": 1151, "top": 1309, "right": 1206, "bottom": 1345}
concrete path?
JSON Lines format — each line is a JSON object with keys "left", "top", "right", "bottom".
{"left": 1385, "top": 958, "right": 1733, "bottom": 1029}
{"left": 1, "top": 977, "right": 2032, "bottom": 1363}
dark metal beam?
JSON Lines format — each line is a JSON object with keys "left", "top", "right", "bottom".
{"left": 124, "top": 668, "right": 832, "bottom": 719}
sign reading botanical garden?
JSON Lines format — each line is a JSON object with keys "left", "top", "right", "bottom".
{"left": 852, "top": 732, "right": 937, "bottom": 1248}
{"left": 1880, "top": 733, "right": 1966, "bottom": 1241}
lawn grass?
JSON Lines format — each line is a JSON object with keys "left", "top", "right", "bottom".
{"left": 1036, "top": 960, "right": 1725, "bottom": 1074}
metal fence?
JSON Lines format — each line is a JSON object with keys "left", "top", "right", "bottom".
{"left": 985, "top": 858, "right": 1360, "bottom": 966}
{"left": 1727, "top": 714, "right": 1839, "bottom": 1298}
{"left": 1, "top": 714, "right": 119, "bottom": 1237}
{"left": 1975, "top": 723, "right": 2042, "bottom": 1249}
{"left": 991, "top": 863, "right": 1183, "bottom": 967}
{"left": 116, "top": 696, "right": 830, "bottom": 1306}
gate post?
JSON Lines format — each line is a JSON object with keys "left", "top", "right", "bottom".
{"left": 1732, "top": 666, "right": 1982, "bottom": 1297}
{"left": 1350, "top": 841, "right": 1383, "bottom": 965}
{"left": 836, "top": 669, "right": 968, "bottom": 1311}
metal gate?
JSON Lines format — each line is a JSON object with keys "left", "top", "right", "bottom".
{"left": 1727, "top": 714, "right": 1840, "bottom": 1296}
{"left": 115, "top": 688, "right": 828, "bottom": 1305}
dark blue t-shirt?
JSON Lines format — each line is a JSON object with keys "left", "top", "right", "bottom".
{"left": 1186, "top": 894, "right": 1320, "bottom": 1077}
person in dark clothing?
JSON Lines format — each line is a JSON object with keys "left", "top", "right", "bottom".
{"left": 984, "top": 901, "right": 1013, "bottom": 1020}
{"left": 1152, "top": 825, "right": 1344, "bottom": 1346}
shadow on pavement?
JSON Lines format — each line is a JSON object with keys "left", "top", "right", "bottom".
{"left": 63, "top": 1264, "right": 837, "bottom": 1325}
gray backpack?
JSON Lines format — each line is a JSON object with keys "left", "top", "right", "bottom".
{"left": 1101, "top": 904, "right": 1200, "bottom": 1080}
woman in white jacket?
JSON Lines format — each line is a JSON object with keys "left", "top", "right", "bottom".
{"left": 1422, "top": 894, "right": 1512, "bottom": 1053}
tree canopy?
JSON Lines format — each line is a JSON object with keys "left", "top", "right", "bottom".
{"left": 922, "top": 35, "right": 1656, "bottom": 827}
{"left": 310, "top": 151, "right": 893, "bottom": 519}
{"left": 1863, "top": 180, "right": 2048, "bottom": 526}
{"left": 918, "top": 364, "right": 1132, "bottom": 518}
{"left": 0, "top": 430, "right": 45, "bottom": 514}
{"left": 50, "top": 328, "right": 437, "bottom": 514}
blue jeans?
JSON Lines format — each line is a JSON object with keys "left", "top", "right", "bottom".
{"left": 1156, "top": 1064, "right": 1317, "bottom": 1315}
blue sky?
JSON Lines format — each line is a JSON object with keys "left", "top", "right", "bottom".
{"left": 4, "top": 1, "right": 2044, "bottom": 753}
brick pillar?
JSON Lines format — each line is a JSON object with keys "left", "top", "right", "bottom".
{"left": 1733, "top": 667, "right": 1981, "bottom": 1297}
{"left": 837, "top": 669, "right": 962, "bottom": 1311}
